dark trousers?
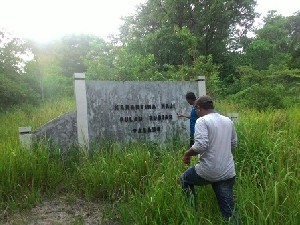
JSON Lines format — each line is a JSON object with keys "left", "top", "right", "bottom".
{"left": 180, "top": 166, "right": 236, "bottom": 220}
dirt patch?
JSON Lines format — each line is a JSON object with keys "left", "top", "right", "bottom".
{"left": 2, "top": 196, "right": 120, "bottom": 225}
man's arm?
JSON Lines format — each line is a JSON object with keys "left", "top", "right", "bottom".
{"left": 177, "top": 112, "right": 190, "bottom": 119}
{"left": 192, "top": 118, "right": 208, "bottom": 153}
{"left": 182, "top": 118, "right": 208, "bottom": 164}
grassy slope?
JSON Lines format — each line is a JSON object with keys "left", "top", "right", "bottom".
{"left": 0, "top": 99, "right": 299, "bottom": 224}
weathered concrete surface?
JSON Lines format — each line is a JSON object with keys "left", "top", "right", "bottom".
{"left": 32, "top": 80, "right": 202, "bottom": 149}
{"left": 33, "top": 112, "right": 77, "bottom": 150}
{"left": 86, "top": 81, "right": 199, "bottom": 144}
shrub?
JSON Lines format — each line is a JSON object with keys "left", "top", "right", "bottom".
{"left": 230, "top": 84, "right": 284, "bottom": 110}
{"left": 0, "top": 73, "right": 40, "bottom": 111}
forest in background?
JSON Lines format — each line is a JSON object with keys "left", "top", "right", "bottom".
{"left": 1, "top": 0, "right": 300, "bottom": 111}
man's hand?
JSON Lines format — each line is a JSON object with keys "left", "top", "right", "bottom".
{"left": 177, "top": 112, "right": 184, "bottom": 118}
{"left": 183, "top": 154, "right": 191, "bottom": 165}
{"left": 177, "top": 113, "right": 190, "bottom": 119}
{"left": 182, "top": 148, "right": 198, "bottom": 165}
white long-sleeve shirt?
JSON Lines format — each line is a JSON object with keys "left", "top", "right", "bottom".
{"left": 192, "top": 112, "right": 237, "bottom": 182}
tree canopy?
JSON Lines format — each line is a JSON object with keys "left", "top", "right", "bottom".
{"left": 119, "top": 0, "right": 257, "bottom": 69}
{"left": 1, "top": 2, "right": 299, "bottom": 111}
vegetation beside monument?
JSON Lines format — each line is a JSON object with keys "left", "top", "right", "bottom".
{"left": 0, "top": 100, "right": 299, "bottom": 224}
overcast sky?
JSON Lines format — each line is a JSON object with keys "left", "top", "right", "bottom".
{"left": 0, "top": 0, "right": 299, "bottom": 43}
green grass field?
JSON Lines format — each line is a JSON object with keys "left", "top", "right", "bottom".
{"left": 0, "top": 99, "right": 299, "bottom": 224}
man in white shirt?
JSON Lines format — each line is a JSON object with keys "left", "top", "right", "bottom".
{"left": 180, "top": 95, "right": 238, "bottom": 220}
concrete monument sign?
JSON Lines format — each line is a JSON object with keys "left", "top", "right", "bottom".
{"left": 75, "top": 73, "right": 206, "bottom": 146}
{"left": 19, "top": 127, "right": 32, "bottom": 149}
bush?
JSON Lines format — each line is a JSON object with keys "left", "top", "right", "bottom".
{"left": 230, "top": 84, "right": 284, "bottom": 110}
{"left": 43, "top": 75, "right": 73, "bottom": 99}
{"left": 0, "top": 73, "right": 40, "bottom": 111}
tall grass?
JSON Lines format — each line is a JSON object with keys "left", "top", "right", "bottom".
{"left": 234, "top": 108, "right": 300, "bottom": 224}
{"left": 0, "top": 98, "right": 75, "bottom": 142}
{"left": 0, "top": 100, "right": 299, "bottom": 224}
{"left": 0, "top": 98, "right": 75, "bottom": 211}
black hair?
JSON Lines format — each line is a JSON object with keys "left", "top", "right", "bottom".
{"left": 185, "top": 92, "right": 196, "bottom": 101}
{"left": 196, "top": 95, "right": 214, "bottom": 110}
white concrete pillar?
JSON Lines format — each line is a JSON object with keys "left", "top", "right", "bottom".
{"left": 19, "top": 127, "right": 32, "bottom": 149}
{"left": 196, "top": 76, "right": 206, "bottom": 160}
{"left": 227, "top": 113, "right": 239, "bottom": 123}
{"left": 197, "top": 76, "right": 206, "bottom": 98}
{"left": 74, "top": 73, "right": 89, "bottom": 148}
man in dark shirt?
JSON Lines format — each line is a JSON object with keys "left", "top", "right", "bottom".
{"left": 177, "top": 92, "right": 198, "bottom": 147}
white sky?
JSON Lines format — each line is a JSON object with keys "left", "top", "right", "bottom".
{"left": 0, "top": 0, "right": 299, "bottom": 43}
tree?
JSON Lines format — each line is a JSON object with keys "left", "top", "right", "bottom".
{"left": 84, "top": 38, "right": 117, "bottom": 80}
{"left": 0, "top": 29, "right": 27, "bottom": 75}
{"left": 119, "top": 0, "right": 257, "bottom": 76}
{"left": 242, "top": 11, "right": 300, "bottom": 70}
{"left": 0, "top": 29, "right": 40, "bottom": 110}
{"left": 28, "top": 35, "right": 107, "bottom": 99}
{"left": 288, "top": 11, "right": 300, "bottom": 68}
{"left": 55, "top": 34, "right": 102, "bottom": 77}
{"left": 245, "top": 39, "right": 274, "bottom": 70}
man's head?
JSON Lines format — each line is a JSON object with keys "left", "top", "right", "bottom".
{"left": 185, "top": 92, "right": 196, "bottom": 105}
{"left": 195, "top": 95, "right": 214, "bottom": 117}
